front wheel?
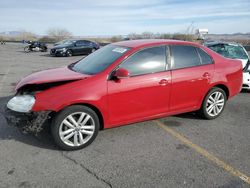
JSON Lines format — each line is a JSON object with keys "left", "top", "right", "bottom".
{"left": 24, "top": 46, "right": 31, "bottom": 53}
{"left": 66, "top": 50, "right": 73, "bottom": 57}
{"left": 198, "top": 87, "right": 227, "bottom": 119}
{"left": 51, "top": 105, "right": 100, "bottom": 150}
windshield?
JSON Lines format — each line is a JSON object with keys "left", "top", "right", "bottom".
{"left": 71, "top": 45, "right": 130, "bottom": 74}
{"left": 63, "top": 40, "right": 75, "bottom": 45}
{"left": 208, "top": 44, "right": 248, "bottom": 59}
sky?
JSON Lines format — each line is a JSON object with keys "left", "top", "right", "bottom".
{"left": 0, "top": 0, "right": 250, "bottom": 36}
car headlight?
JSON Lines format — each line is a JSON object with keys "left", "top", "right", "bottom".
{"left": 7, "top": 95, "right": 35, "bottom": 113}
{"left": 62, "top": 48, "right": 66, "bottom": 52}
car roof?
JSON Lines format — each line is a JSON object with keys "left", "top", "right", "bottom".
{"left": 66, "top": 39, "right": 92, "bottom": 42}
{"left": 113, "top": 39, "right": 201, "bottom": 48}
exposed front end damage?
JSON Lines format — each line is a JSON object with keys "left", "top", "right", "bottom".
{"left": 4, "top": 80, "right": 82, "bottom": 134}
{"left": 4, "top": 107, "right": 52, "bottom": 134}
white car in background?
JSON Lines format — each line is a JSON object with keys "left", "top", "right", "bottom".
{"left": 243, "top": 62, "right": 250, "bottom": 90}
{"left": 205, "top": 41, "right": 250, "bottom": 90}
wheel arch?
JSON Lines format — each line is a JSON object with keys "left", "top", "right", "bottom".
{"left": 212, "top": 84, "right": 229, "bottom": 99}
{"left": 55, "top": 102, "right": 105, "bottom": 130}
{"left": 198, "top": 83, "right": 230, "bottom": 109}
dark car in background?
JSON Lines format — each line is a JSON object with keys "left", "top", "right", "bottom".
{"left": 50, "top": 39, "right": 100, "bottom": 57}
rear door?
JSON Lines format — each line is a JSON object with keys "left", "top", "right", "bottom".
{"left": 169, "top": 45, "right": 214, "bottom": 112}
{"left": 107, "top": 46, "right": 171, "bottom": 125}
{"left": 74, "top": 41, "right": 90, "bottom": 55}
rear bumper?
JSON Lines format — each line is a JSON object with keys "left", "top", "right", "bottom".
{"left": 242, "top": 84, "right": 250, "bottom": 90}
{"left": 3, "top": 107, "right": 51, "bottom": 134}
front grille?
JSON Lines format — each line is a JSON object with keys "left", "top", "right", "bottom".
{"left": 50, "top": 49, "right": 56, "bottom": 54}
{"left": 243, "top": 84, "right": 249, "bottom": 88}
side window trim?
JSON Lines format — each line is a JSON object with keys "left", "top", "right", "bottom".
{"left": 165, "top": 45, "right": 171, "bottom": 71}
{"left": 197, "top": 47, "right": 214, "bottom": 65}
{"left": 113, "top": 45, "right": 170, "bottom": 78}
{"left": 195, "top": 47, "right": 203, "bottom": 65}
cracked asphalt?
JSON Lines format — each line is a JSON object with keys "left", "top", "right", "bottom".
{"left": 0, "top": 43, "right": 249, "bottom": 188}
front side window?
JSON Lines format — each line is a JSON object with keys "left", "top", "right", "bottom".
{"left": 171, "top": 45, "right": 201, "bottom": 69}
{"left": 120, "top": 46, "right": 167, "bottom": 76}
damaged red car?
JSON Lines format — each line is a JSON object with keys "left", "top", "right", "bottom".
{"left": 5, "top": 40, "right": 242, "bottom": 150}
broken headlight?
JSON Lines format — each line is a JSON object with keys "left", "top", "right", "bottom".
{"left": 7, "top": 95, "right": 35, "bottom": 113}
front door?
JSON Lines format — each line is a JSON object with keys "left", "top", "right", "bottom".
{"left": 107, "top": 46, "right": 171, "bottom": 125}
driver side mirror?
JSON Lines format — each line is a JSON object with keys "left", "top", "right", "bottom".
{"left": 113, "top": 68, "right": 130, "bottom": 79}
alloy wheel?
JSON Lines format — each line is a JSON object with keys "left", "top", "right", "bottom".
{"left": 206, "top": 91, "right": 225, "bottom": 117}
{"left": 66, "top": 50, "right": 72, "bottom": 57}
{"left": 59, "top": 112, "right": 95, "bottom": 147}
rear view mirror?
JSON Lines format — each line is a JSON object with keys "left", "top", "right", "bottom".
{"left": 114, "top": 68, "right": 130, "bottom": 79}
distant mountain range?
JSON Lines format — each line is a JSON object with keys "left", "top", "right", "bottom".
{"left": 207, "top": 33, "right": 250, "bottom": 40}
{"left": 0, "top": 31, "right": 23, "bottom": 36}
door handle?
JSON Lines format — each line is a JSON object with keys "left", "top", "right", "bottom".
{"left": 159, "top": 79, "right": 168, "bottom": 85}
{"left": 202, "top": 72, "right": 211, "bottom": 78}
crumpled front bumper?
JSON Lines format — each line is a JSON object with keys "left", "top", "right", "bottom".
{"left": 4, "top": 107, "right": 51, "bottom": 134}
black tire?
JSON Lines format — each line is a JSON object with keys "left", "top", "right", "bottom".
{"left": 41, "top": 46, "right": 47, "bottom": 52}
{"left": 51, "top": 105, "right": 100, "bottom": 150}
{"left": 66, "top": 50, "right": 73, "bottom": 57}
{"left": 198, "top": 87, "right": 227, "bottom": 119}
{"left": 91, "top": 48, "right": 96, "bottom": 53}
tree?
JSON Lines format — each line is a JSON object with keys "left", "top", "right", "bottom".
{"left": 141, "top": 31, "right": 154, "bottom": 39}
{"left": 19, "top": 31, "right": 37, "bottom": 41}
{"left": 110, "top": 35, "right": 123, "bottom": 42}
{"left": 127, "top": 33, "right": 141, "bottom": 40}
{"left": 47, "top": 28, "right": 72, "bottom": 41}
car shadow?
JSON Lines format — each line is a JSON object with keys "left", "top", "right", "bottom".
{"left": 241, "top": 89, "right": 250, "bottom": 93}
{"left": 174, "top": 112, "right": 204, "bottom": 120}
{"left": 39, "top": 54, "right": 59, "bottom": 58}
{"left": 0, "top": 96, "right": 58, "bottom": 150}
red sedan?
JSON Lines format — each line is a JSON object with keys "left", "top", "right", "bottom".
{"left": 5, "top": 40, "right": 242, "bottom": 150}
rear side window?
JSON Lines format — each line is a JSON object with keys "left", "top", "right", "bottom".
{"left": 171, "top": 45, "right": 201, "bottom": 69}
{"left": 75, "top": 41, "right": 85, "bottom": 46}
{"left": 197, "top": 48, "right": 213, "bottom": 65}
{"left": 83, "top": 41, "right": 91, "bottom": 45}
{"left": 120, "top": 46, "right": 167, "bottom": 76}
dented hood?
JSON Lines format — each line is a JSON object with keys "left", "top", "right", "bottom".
{"left": 16, "top": 66, "right": 90, "bottom": 90}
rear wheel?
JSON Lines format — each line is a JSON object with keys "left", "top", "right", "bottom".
{"left": 51, "top": 105, "right": 99, "bottom": 150}
{"left": 41, "top": 46, "right": 47, "bottom": 52}
{"left": 198, "top": 87, "right": 226, "bottom": 119}
{"left": 91, "top": 48, "right": 96, "bottom": 53}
